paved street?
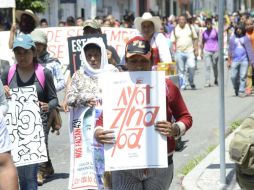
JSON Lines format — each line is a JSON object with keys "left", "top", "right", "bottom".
{"left": 39, "top": 60, "right": 254, "bottom": 190}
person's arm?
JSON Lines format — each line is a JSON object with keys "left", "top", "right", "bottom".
{"left": 244, "top": 36, "right": 254, "bottom": 67}
{"left": 155, "top": 33, "right": 172, "bottom": 62}
{"left": 200, "top": 31, "right": 205, "bottom": 59}
{"left": 44, "top": 69, "right": 58, "bottom": 112}
{"left": 0, "top": 80, "right": 8, "bottom": 116}
{"left": 8, "top": 24, "right": 16, "bottom": 49}
{"left": 61, "top": 72, "right": 71, "bottom": 112}
{"left": 0, "top": 111, "right": 18, "bottom": 190}
{"left": 167, "top": 80, "right": 193, "bottom": 137}
{"left": 227, "top": 35, "right": 234, "bottom": 68}
{"left": 0, "top": 152, "right": 18, "bottom": 190}
{"left": 66, "top": 71, "right": 87, "bottom": 107}
{"left": 191, "top": 25, "right": 199, "bottom": 56}
{"left": 52, "top": 60, "right": 65, "bottom": 92}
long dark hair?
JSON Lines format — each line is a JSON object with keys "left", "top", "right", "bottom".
{"left": 234, "top": 22, "right": 246, "bottom": 38}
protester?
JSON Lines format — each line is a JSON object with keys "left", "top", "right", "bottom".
{"left": 0, "top": 80, "right": 19, "bottom": 190}
{"left": 94, "top": 36, "right": 193, "bottom": 189}
{"left": 67, "top": 37, "right": 118, "bottom": 189}
{"left": 228, "top": 22, "right": 254, "bottom": 97}
{"left": 61, "top": 19, "right": 120, "bottom": 112}
{"left": 40, "top": 18, "right": 48, "bottom": 28}
{"left": 66, "top": 16, "right": 75, "bottom": 26}
{"left": 9, "top": 9, "right": 39, "bottom": 49}
{"left": 171, "top": 14, "right": 199, "bottom": 90}
{"left": 134, "top": 12, "right": 172, "bottom": 66}
{"left": 58, "top": 21, "right": 65, "bottom": 27}
{"left": 245, "top": 18, "right": 254, "bottom": 95}
{"left": 201, "top": 18, "right": 219, "bottom": 87}
{"left": 76, "top": 17, "right": 84, "bottom": 26}
{"left": 1, "top": 34, "right": 58, "bottom": 190}
{"left": 31, "top": 29, "right": 65, "bottom": 185}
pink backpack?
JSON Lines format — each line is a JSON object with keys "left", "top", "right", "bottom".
{"left": 7, "top": 64, "right": 45, "bottom": 89}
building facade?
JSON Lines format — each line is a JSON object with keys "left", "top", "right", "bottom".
{"left": 39, "top": 0, "right": 254, "bottom": 27}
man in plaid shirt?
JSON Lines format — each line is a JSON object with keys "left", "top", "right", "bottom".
{"left": 31, "top": 30, "right": 65, "bottom": 92}
{"left": 31, "top": 29, "right": 65, "bottom": 185}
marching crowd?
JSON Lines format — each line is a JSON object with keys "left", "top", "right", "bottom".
{"left": 0, "top": 8, "right": 254, "bottom": 190}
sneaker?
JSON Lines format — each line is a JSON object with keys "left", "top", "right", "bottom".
{"left": 246, "top": 88, "right": 252, "bottom": 95}
{"left": 234, "top": 89, "right": 239, "bottom": 96}
{"left": 37, "top": 172, "right": 44, "bottom": 186}
{"left": 190, "top": 84, "right": 196, "bottom": 90}
{"left": 180, "top": 85, "right": 186, "bottom": 90}
{"left": 239, "top": 92, "right": 247, "bottom": 98}
{"left": 44, "top": 165, "right": 54, "bottom": 178}
{"left": 204, "top": 83, "right": 211, "bottom": 88}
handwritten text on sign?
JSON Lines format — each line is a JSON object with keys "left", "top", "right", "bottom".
{"left": 110, "top": 85, "right": 160, "bottom": 157}
{"left": 101, "top": 71, "right": 168, "bottom": 171}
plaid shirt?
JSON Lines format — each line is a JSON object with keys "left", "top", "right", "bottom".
{"left": 38, "top": 52, "right": 65, "bottom": 92}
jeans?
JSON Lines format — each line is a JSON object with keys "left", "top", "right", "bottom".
{"left": 231, "top": 61, "right": 248, "bottom": 93}
{"left": 17, "top": 164, "right": 38, "bottom": 190}
{"left": 175, "top": 51, "right": 196, "bottom": 87}
{"left": 112, "top": 163, "right": 173, "bottom": 190}
{"left": 203, "top": 50, "right": 218, "bottom": 84}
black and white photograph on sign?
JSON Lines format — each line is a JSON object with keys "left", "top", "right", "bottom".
{"left": 67, "top": 34, "right": 107, "bottom": 76}
{"left": 5, "top": 85, "right": 48, "bottom": 167}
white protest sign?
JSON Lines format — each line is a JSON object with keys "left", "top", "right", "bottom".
{"left": 68, "top": 107, "right": 98, "bottom": 190}
{"left": 100, "top": 71, "right": 168, "bottom": 171}
{"left": 5, "top": 85, "right": 48, "bottom": 167}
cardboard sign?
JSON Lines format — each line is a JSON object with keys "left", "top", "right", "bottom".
{"left": 5, "top": 85, "right": 48, "bottom": 167}
{"left": 100, "top": 71, "right": 168, "bottom": 171}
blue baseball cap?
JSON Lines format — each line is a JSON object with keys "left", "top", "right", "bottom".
{"left": 13, "top": 34, "right": 36, "bottom": 50}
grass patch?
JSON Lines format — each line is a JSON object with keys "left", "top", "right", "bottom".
{"left": 179, "top": 145, "right": 217, "bottom": 176}
{"left": 229, "top": 120, "right": 242, "bottom": 131}
{"left": 179, "top": 120, "right": 242, "bottom": 176}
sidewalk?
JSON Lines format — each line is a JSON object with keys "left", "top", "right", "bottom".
{"left": 182, "top": 130, "right": 241, "bottom": 190}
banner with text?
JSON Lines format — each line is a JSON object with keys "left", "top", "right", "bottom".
{"left": 5, "top": 85, "right": 48, "bottom": 167}
{"left": 100, "top": 71, "right": 168, "bottom": 171}
{"left": 0, "top": 27, "right": 139, "bottom": 73}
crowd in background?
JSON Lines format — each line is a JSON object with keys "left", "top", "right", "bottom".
{"left": 1, "top": 7, "right": 254, "bottom": 190}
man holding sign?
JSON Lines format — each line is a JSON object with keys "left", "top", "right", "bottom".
{"left": 95, "top": 36, "right": 192, "bottom": 189}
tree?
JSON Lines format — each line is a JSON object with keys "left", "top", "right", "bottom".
{"left": 16, "top": 0, "right": 48, "bottom": 13}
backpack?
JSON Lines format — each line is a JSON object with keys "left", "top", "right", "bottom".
{"left": 229, "top": 114, "right": 254, "bottom": 175}
{"left": 7, "top": 63, "right": 45, "bottom": 89}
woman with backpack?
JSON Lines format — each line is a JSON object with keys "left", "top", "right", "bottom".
{"left": 1, "top": 34, "right": 58, "bottom": 190}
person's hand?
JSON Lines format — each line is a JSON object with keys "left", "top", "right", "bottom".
{"left": 61, "top": 100, "right": 69, "bottom": 112}
{"left": 155, "top": 121, "right": 180, "bottom": 137}
{"left": 94, "top": 129, "right": 115, "bottom": 144}
{"left": 227, "top": 58, "right": 232, "bottom": 69}
{"left": 85, "top": 98, "right": 96, "bottom": 108}
{"left": 3, "top": 85, "right": 11, "bottom": 98}
{"left": 39, "top": 101, "right": 49, "bottom": 112}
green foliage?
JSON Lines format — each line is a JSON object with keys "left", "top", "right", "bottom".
{"left": 16, "top": 0, "right": 48, "bottom": 13}
{"left": 229, "top": 120, "right": 242, "bottom": 131}
{"left": 179, "top": 120, "right": 242, "bottom": 176}
{"left": 179, "top": 145, "right": 216, "bottom": 176}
